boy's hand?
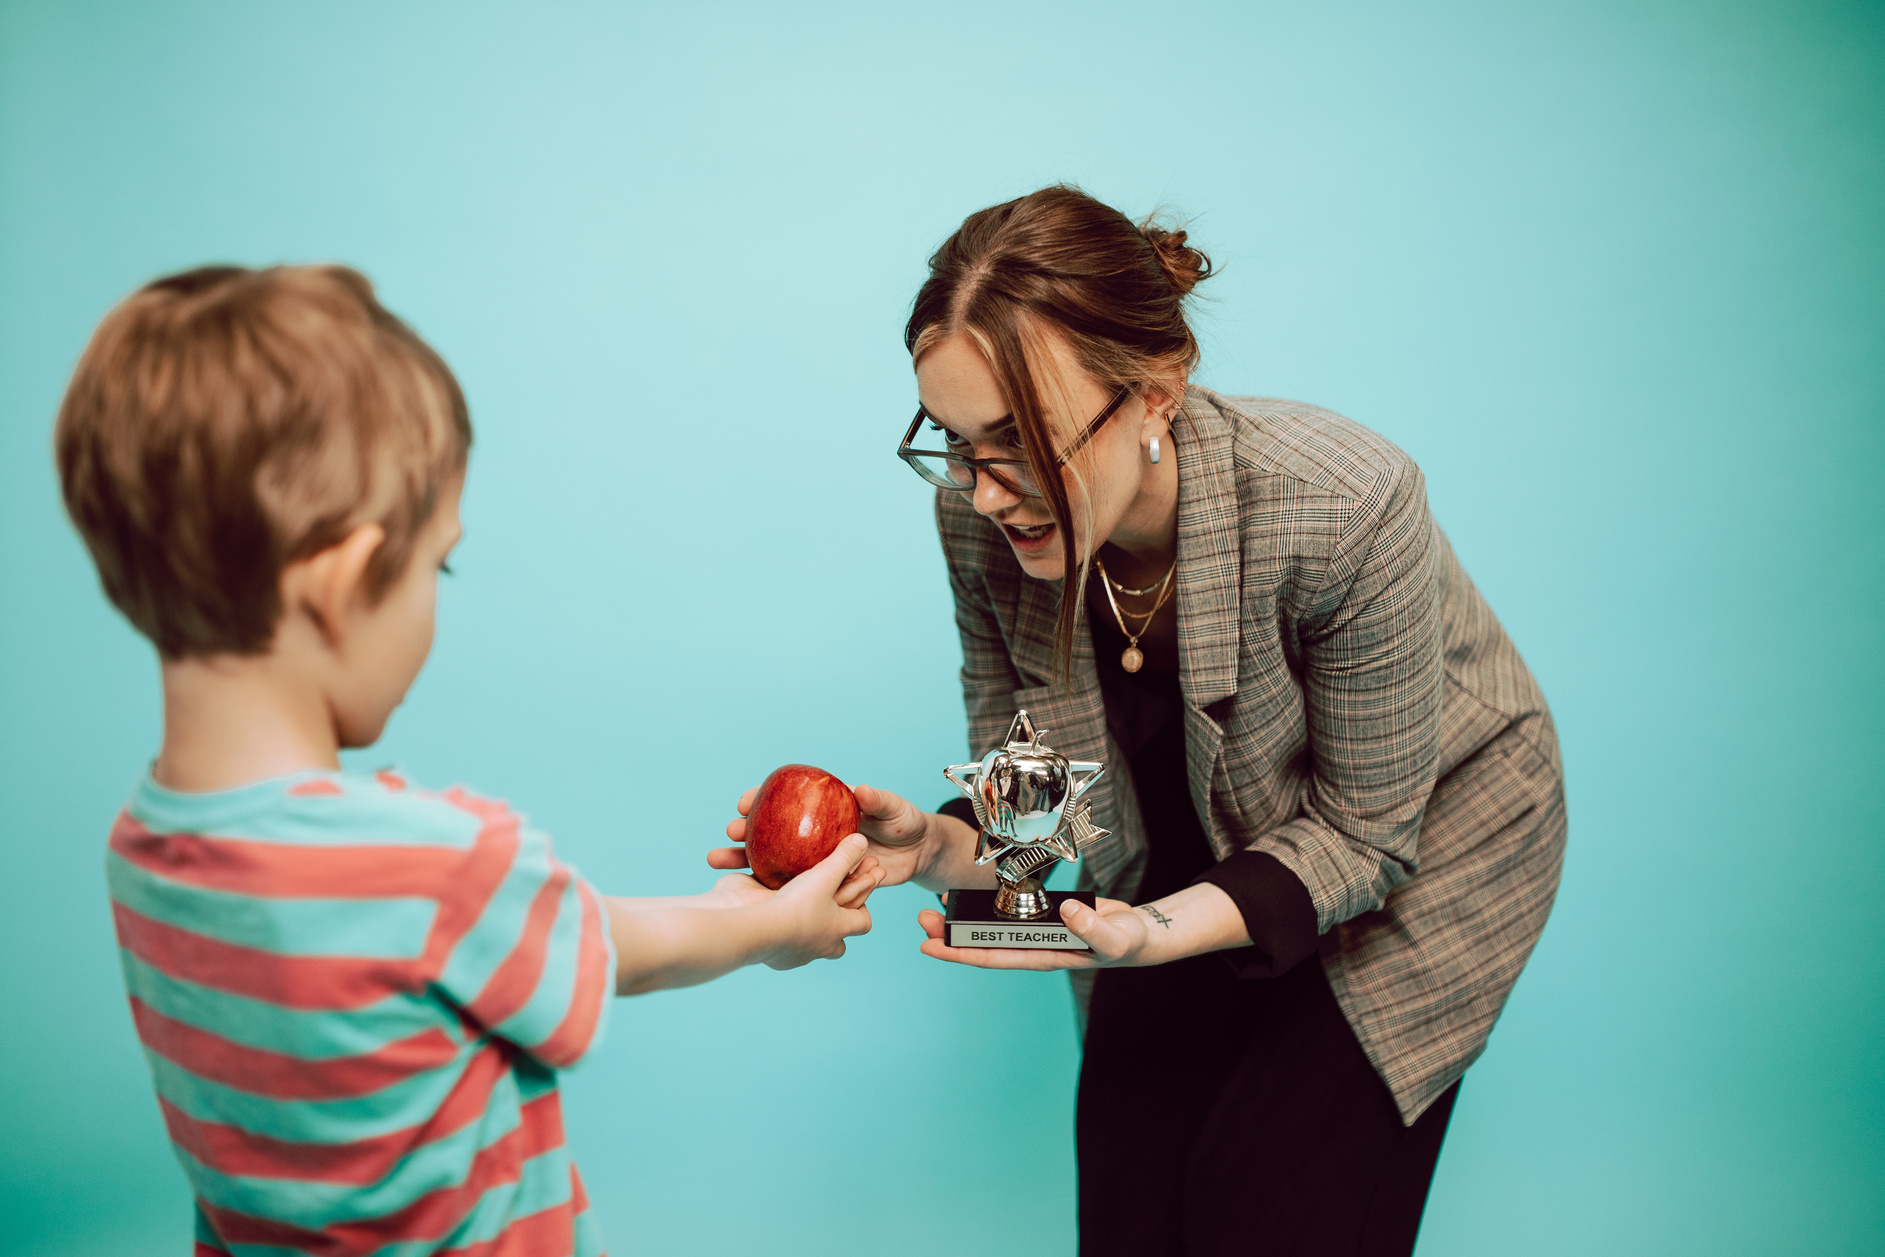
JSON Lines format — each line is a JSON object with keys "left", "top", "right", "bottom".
{"left": 697, "top": 858, "right": 883, "bottom": 912}
{"left": 711, "top": 783, "right": 940, "bottom": 888}
{"left": 757, "top": 834, "right": 878, "bottom": 970}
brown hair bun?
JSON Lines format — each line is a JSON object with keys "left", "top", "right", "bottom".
{"left": 1140, "top": 223, "right": 1213, "bottom": 297}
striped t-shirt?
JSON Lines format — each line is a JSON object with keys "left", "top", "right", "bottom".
{"left": 106, "top": 768, "right": 617, "bottom": 1257}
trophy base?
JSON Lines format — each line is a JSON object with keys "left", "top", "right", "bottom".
{"left": 943, "top": 889, "right": 1096, "bottom": 950}
{"left": 993, "top": 875, "right": 1053, "bottom": 920}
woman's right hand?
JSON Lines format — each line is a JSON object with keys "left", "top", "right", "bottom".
{"left": 710, "top": 782, "right": 944, "bottom": 889}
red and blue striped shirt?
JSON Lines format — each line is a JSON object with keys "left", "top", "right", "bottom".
{"left": 107, "top": 768, "right": 616, "bottom": 1256}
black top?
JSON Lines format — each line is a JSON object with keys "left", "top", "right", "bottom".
{"left": 939, "top": 576, "right": 1318, "bottom": 977}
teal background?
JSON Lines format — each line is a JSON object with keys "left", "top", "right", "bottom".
{"left": 1, "top": 1, "right": 1880, "bottom": 1253}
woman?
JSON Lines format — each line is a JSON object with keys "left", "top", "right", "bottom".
{"left": 719, "top": 186, "right": 1565, "bottom": 1256}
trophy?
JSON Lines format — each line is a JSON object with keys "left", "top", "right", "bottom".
{"left": 940, "top": 710, "right": 1110, "bottom": 950}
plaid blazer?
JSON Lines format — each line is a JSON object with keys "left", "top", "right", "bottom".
{"left": 937, "top": 387, "right": 1567, "bottom": 1123}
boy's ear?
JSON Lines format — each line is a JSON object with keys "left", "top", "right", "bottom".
{"left": 284, "top": 524, "right": 387, "bottom": 649}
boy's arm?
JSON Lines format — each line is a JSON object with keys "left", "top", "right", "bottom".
{"left": 609, "top": 856, "right": 880, "bottom": 917}
{"left": 609, "top": 835, "right": 878, "bottom": 996}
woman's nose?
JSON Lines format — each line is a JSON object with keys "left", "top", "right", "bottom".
{"left": 972, "top": 466, "right": 1021, "bottom": 517}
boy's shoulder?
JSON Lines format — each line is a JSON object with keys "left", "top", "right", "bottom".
{"left": 123, "top": 768, "right": 522, "bottom": 851}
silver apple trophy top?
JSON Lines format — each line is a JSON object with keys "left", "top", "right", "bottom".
{"left": 943, "top": 710, "right": 1110, "bottom": 920}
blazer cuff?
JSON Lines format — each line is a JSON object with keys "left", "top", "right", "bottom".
{"left": 1194, "top": 850, "right": 1319, "bottom": 980}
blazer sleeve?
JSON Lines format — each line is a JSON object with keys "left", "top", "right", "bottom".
{"left": 1251, "top": 460, "right": 1445, "bottom": 932}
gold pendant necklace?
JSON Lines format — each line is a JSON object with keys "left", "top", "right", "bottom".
{"left": 1094, "top": 555, "right": 1175, "bottom": 673}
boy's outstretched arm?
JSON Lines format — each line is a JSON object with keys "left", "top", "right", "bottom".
{"left": 607, "top": 853, "right": 880, "bottom": 916}
{"left": 608, "top": 834, "right": 878, "bottom": 996}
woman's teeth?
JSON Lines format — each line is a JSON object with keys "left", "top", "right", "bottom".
{"left": 1008, "top": 522, "right": 1053, "bottom": 540}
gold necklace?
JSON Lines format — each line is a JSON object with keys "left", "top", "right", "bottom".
{"left": 1094, "top": 555, "right": 1175, "bottom": 673}
{"left": 1102, "top": 566, "right": 1167, "bottom": 597}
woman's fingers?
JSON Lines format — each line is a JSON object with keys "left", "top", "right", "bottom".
{"left": 1059, "top": 899, "right": 1139, "bottom": 963}
{"left": 706, "top": 846, "right": 751, "bottom": 870}
{"left": 851, "top": 784, "right": 928, "bottom": 848}
{"left": 852, "top": 783, "right": 901, "bottom": 820}
{"left": 722, "top": 789, "right": 758, "bottom": 843}
{"left": 917, "top": 935, "right": 1090, "bottom": 970}
{"left": 914, "top": 907, "right": 1094, "bottom": 971}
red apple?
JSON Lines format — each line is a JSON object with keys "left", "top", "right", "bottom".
{"left": 745, "top": 764, "right": 862, "bottom": 889}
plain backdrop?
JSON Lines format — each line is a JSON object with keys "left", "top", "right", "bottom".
{"left": 1, "top": 2, "right": 1880, "bottom": 1254}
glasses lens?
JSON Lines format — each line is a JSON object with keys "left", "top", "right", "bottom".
{"left": 983, "top": 460, "right": 1040, "bottom": 497}
{"left": 901, "top": 452, "right": 1043, "bottom": 497}
{"left": 905, "top": 453, "right": 977, "bottom": 491}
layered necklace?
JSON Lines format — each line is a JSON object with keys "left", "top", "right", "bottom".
{"left": 1094, "top": 554, "right": 1176, "bottom": 674}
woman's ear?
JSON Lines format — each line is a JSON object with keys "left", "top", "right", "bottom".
{"left": 1138, "top": 379, "right": 1186, "bottom": 440}
{"left": 281, "top": 523, "right": 387, "bottom": 649}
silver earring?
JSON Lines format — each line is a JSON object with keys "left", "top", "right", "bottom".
{"left": 1149, "top": 435, "right": 1161, "bottom": 465}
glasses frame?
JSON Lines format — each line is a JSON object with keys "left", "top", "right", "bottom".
{"left": 896, "top": 385, "right": 1133, "bottom": 498}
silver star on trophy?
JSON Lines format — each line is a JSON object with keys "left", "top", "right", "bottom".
{"left": 940, "top": 710, "right": 1111, "bottom": 950}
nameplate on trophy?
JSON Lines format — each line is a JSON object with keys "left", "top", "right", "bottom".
{"left": 943, "top": 889, "right": 1096, "bottom": 950}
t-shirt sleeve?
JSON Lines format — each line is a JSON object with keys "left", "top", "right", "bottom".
{"left": 433, "top": 816, "right": 616, "bottom": 1070}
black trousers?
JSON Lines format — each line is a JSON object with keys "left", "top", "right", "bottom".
{"left": 1076, "top": 950, "right": 1459, "bottom": 1257}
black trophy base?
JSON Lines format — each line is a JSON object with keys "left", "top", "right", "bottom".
{"left": 943, "top": 889, "right": 1096, "bottom": 950}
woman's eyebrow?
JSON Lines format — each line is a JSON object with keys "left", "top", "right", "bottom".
{"left": 926, "top": 410, "right": 1018, "bottom": 440}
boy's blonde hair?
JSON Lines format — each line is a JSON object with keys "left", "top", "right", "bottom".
{"left": 56, "top": 264, "right": 472, "bottom": 659}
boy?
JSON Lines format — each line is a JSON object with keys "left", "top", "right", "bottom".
{"left": 55, "top": 264, "right": 881, "bottom": 1256}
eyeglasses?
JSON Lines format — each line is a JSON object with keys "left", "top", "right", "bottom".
{"left": 897, "top": 385, "right": 1132, "bottom": 498}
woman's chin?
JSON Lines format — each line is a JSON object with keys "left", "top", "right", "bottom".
{"left": 1010, "top": 547, "right": 1070, "bottom": 582}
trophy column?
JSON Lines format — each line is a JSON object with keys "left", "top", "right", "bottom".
{"left": 989, "top": 843, "right": 1058, "bottom": 920}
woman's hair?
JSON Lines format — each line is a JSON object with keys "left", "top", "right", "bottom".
{"left": 904, "top": 184, "right": 1212, "bottom": 675}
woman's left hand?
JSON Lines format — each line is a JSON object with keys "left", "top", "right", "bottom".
{"left": 916, "top": 895, "right": 1153, "bottom": 970}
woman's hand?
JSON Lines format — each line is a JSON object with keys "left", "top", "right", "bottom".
{"left": 710, "top": 783, "right": 954, "bottom": 890}
{"left": 914, "top": 882, "right": 1253, "bottom": 971}
{"left": 915, "top": 896, "right": 1155, "bottom": 970}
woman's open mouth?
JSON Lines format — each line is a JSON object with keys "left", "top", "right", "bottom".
{"left": 1003, "top": 520, "right": 1057, "bottom": 555}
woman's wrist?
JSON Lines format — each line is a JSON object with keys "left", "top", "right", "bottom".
{"left": 1122, "top": 884, "right": 1249, "bottom": 968}
{"left": 911, "top": 810, "right": 984, "bottom": 894}
{"left": 910, "top": 812, "right": 951, "bottom": 893}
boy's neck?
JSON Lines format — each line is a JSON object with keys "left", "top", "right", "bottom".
{"left": 154, "top": 653, "right": 343, "bottom": 793}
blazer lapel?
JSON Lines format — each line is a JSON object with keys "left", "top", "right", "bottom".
{"left": 1172, "top": 390, "right": 1243, "bottom": 852}
{"left": 1005, "top": 573, "right": 1064, "bottom": 690}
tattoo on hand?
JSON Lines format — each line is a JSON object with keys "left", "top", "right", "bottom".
{"left": 1143, "top": 904, "right": 1173, "bottom": 929}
